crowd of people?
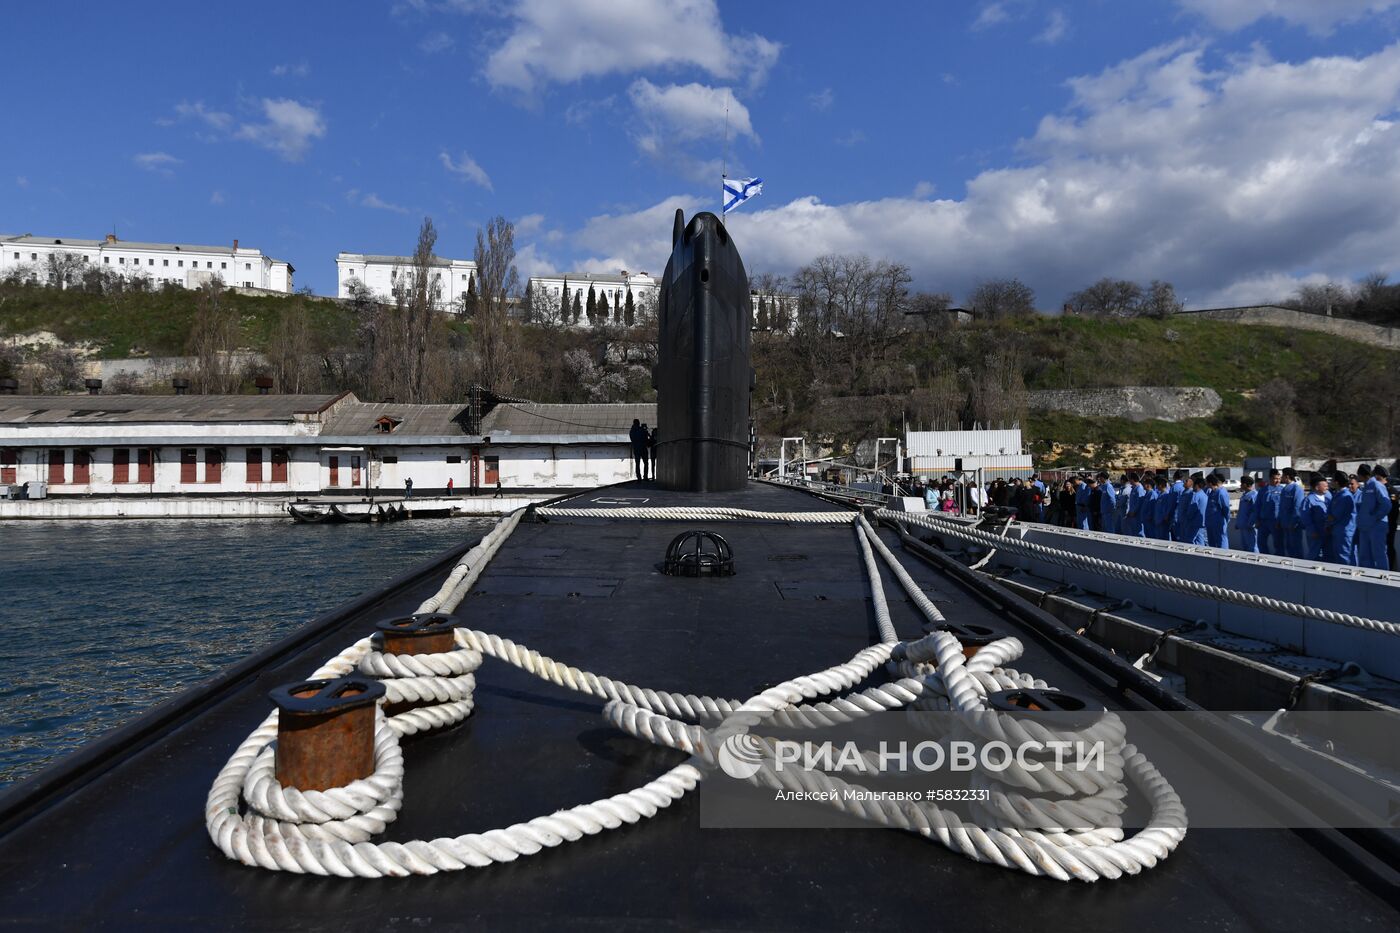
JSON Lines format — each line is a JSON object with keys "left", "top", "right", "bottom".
{"left": 909, "top": 465, "right": 1399, "bottom": 571}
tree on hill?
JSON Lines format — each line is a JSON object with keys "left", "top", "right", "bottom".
{"left": 187, "top": 281, "right": 240, "bottom": 394}
{"left": 558, "top": 279, "right": 570, "bottom": 324}
{"left": 598, "top": 291, "right": 611, "bottom": 322}
{"left": 624, "top": 288, "right": 635, "bottom": 326}
{"left": 1066, "top": 278, "right": 1142, "bottom": 317}
{"left": 969, "top": 278, "right": 1036, "bottom": 319}
{"left": 572, "top": 291, "right": 582, "bottom": 323}
{"left": 473, "top": 214, "right": 522, "bottom": 392}
{"left": 586, "top": 285, "right": 597, "bottom": 324}
{"left": 461, "top": 273, "right": 478, "bottom": 317}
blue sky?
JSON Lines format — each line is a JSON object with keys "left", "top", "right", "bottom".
{"left": 4, "top": 0, "right": 1400, "bottom": 307}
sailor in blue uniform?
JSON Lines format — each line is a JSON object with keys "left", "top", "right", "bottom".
{"left": 1255, "top": 469, "right": 1283, "bottom": 556}
{"left": 1205, "top": 473, "right": 1231, "bottom": 549}
{"left": 1300, "top": 474, "right": 1331, "bottom": 561}
{"left": 1124, "top": 471, "right": 1151, "bottom": 537}
{"left": 1152, "top": 475, "right": 1172, "bottom": 539}
{"left": 1097, "top": 471, "right": 1119, "bottom": 534}
{"left": 1328, "top": 474, "right": 1360, "bottom": 566}
{"left": 1279, "top": 468, "right": 1306, "bottom": 558}
{"left": 1179, "top": 473, "right": 1209, "bottom": 545}
{"left": 1235, "top": 474, "right": 1259, "bottom": 553}
{"left": 1161, "top": 471, "right": 1184, "bottom": 540}
{"left": 1115, "top": 474, "right": 1131, "bottom": 534}
{"left": 1357, "top": 464, "right": 1394, "bottom": 570}
{"left": 1030, "top": 473, "right": 1046, "bottom": 522}
{"left": 1074, "top": 475, "right": 1092, "bottom": 530}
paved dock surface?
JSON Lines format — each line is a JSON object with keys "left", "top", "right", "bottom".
{"left": 0, "top": 482, "right": 1394, "bottom": 930}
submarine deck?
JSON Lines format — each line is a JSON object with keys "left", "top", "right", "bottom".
{"left": 0, "top": 481, "right": 1394, "bottom": 931}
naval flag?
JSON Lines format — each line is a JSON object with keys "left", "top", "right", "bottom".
{"left": 722, "top": 176, "right": 763, "bottom": 214}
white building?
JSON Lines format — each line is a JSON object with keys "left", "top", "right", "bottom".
{"left": 0, "top": 392, "right": 655, "bottom": 496}
{"left": 904, "top": 427, "right": 1033, "bottom": 477}
{"left": 0, "top": 233, "right": 293, "bottom": 292}
{"left": 526, "top": 271, "right": 659, "bottom": 325}
{"left": 336, "top": 252, "right": 477, "bottom": 310}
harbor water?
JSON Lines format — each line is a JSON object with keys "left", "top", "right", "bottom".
{"left": 0, "top": 517, "right": 493, "bottom": 788}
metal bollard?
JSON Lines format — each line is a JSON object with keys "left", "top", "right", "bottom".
{"left": 375, "top": 612, "right": 460, "bottom": 656}
{"left": 927, "top": 621, "right": 1003, "bottom": 658}
{"left": 268, "top": 676, "right": 386, "bottom": 791}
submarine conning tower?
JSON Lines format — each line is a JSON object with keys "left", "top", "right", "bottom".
{"left": 654, "top": 209, "right": 754, "bottom": 492}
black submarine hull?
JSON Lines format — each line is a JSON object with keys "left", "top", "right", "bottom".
{"left": 654, "top": 210, "right": 752, "bottom": 492}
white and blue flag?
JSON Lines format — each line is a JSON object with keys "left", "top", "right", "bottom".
{"left": 722, "top": 176, "right": 763, "bottom": 214}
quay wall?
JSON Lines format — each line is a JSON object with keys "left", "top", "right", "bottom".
{"left": 1027, "top": 386, "right": 1222, "bottom": 422}
{"left": 0, "top": 494, "right": 548, "bottom": 520}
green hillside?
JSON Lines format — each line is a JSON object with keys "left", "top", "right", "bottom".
{"left": 3, "top": 281, "right": 1396, "bottom": 463}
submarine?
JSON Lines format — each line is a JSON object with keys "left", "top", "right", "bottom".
{"left": 0, "top": 212, "right": 1396, "bottom": 929}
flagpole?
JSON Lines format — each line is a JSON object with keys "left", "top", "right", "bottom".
{"left": 721, "top": 90, "right": 730, "bottom": 214}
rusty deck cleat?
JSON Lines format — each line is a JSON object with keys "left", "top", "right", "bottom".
{"left": 268, "top": 676, "right": 385, "bottom": 791}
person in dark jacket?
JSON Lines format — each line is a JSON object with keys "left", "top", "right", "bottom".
{"left": 1301, "top": 474, "right": 1331, "bottom": 561}
{"left": 629, "top": 419, "right": 647, "bottom": 480}
{"left": 647, "top": 426, "right": 658, "bottom": 478}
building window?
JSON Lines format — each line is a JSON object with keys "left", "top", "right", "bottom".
{"left": 484, "top": 456, "right": 500, "bottom": 484}
{"left": 119, "top": 257, "right": 125, "bottom": 265}
{"left": 137, "top": 448, "right": 154, "bottom": 483}
{"left": 104, "top": 256, "right": 110, "bottom": 264}
{"left": 207, "top": 262, "right": 213, "bottom": 269}
{"left": 114, "top": 448, "right": 130, "bottom": 483}
{"left": 245, "top": 262, "right": 251, "bottom": 270}
{"left": 48, "top": 449, "right": 65, "bottom": 485}
{"left": 31, "top": 253, "right": 37, "bottom": 261}
{"left": 73, "top": 450, "right": 91, "bottom": 484}
{"left": 205, "top": 448, "right": 223, "bottom": 484}
{"left": 163, "top": 259, "right": 169, "bottom": 267}
{"left": 1, "top": 448, "right": 17, "bottom": 484}
{"left": 271, "top": 447, "right": 289, "bottom": 483}
{"left": 446, "top": 455, "right": 462, "bottom": 464}
{"left": 178, "top": 260, "right": 184, "bottom": 268}
{"left": 221, "top": 262, "right": 226, "bottom": 270}
{"left": 328, "top": 455, "right": 340, "bottom": 487}
{"left": 382, "top": 455, "right": 398, "bottom": 464}
{"left": 180, "top": 448, "right": 198, "bottom": 483}
{"left": 148, "top": 258, "right": 155, "bottom": 266}
{"left": 245, "top": 447, "right": 263, "bottom": 483}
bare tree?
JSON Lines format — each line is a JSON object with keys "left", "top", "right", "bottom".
{"left": 267, "top": 297, "right": 315, "bottom": 394}
{"left": 472, "top": 215, "right": 522, "bottom": 392}
{"left": 186, "top": 281, "right": 240, "bottom": 393}
{"left": 969, "top": 278, "right": 1037, "bottom": 319}
{"left": 1065, "top": 278, "right": 1143, "bottom": 317}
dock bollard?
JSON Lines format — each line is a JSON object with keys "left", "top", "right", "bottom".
{"left": 268, "top": 676, "right": 386, "bottom": 791}
{"left": 375, "top": 612, "right": 460, "bottom": 655}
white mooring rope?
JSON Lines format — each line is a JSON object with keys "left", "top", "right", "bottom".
{"left": 205, "top": 506, "right": 1186, "bottom": 880}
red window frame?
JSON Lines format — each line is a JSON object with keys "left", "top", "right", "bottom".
{"left": 0, "top": 448, "right": 16, "bottom": 485}
{"left": 246, "top": 447, "right": 263, "bottom": 483}
{"left": 137, "top": 448, "right": 154, "bottom": 483}
{"left": 73, "top": 450, "right": 91, "bottom": 484}
{"left": 271, "top": 448, "right": 288, "bottom": 483}
{"left": 205, "top": 448, "right": 222, "bottom": 484}
{"left": 484, "top": 455, "right": 500, "bottom": 484}
{"left": 328, "top": 455, "right": 340, "bottom": 487}
{"left": 180, "top": 448, "right": 198, "bottom": 484}
{"left": 48, "top": 449, "right": 65, "bottom": 485}
{"left": 113, "top": 448, "right": 130, "bottom": 484}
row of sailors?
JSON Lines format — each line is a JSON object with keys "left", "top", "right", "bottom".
{"left": 1070, "top": 466, "right": 1394, "bottom": 570}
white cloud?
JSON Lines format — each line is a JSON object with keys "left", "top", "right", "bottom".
{"left": 515, "top": 212, "right": 545, "bottom": 235}
{"left": 913, "top": 180, "right": 937, "bottom": 198}
{"left": 210, "top": 190, "right": 226, "bottom": 205}
{"left": 1177, "top": 0, "right": 1400, "bottom": 33}
{"left": 271, "top": 61, "right": 310, "bottom": 77}
{"left": 1036, "top": 9, "right": 1069, "bottom": 44}
{"left": 972, "top": 2, "right": 1010, "bottom": 30}
{"left": 627, "top": 80, "right": 755, "bottom": 181}
{"left": 174, "top": 100, "right": 234, "bottom": 132}
{"left": 514, "top": 242, "right": 558, "bottom": 279}
{"left": 234, "top": 99, "right": 327, "bottom": 161}
{"left": 134, "top": 152, "right": 182, "bottom": 174}
{"left": 419, "top": 30, "right": 455, "bottom": 54}
{"left": 484, "top": 0, "right": 780, "bottom": 93}
{"left": 628, "top": 79, "right": 754, "bottom": 142}
{"left": 563, "top": 41, "right": 1400, "bottom": 309}
{"left": 809, "top": 87, "right": 834, "bottom": 111}
{"left": 347, "top": 189, "right": 411, "bottom": 214}
{"left": 439, "top": 150, "right": 493, "bottom": 190}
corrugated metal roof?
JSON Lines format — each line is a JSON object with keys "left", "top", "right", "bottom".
{"left": 906, "top": 428, "right": 1025, "bottom": 458}
{"left": 319, "top": 402, "right": 470, "bottom": 437}
{"left": 482, "top": 402, "right": 657, "bottom": 436}
{"left": 0, "top": 394, "right": 340, "bottom": 424}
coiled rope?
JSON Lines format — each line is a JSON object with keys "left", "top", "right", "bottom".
{"left": 206, "top": 505, "right": 1185, "bottom": 880}
{"left": 883, "top": 510, "right": 1400, "bottom": 637}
